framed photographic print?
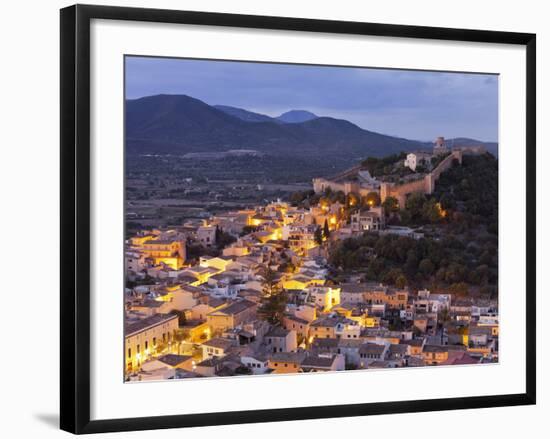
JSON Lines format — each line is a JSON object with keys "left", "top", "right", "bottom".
{"left": 60, "top": 4, "right": 536, "bottom": 434}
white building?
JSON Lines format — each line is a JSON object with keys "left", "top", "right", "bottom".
{"left": 304, "top": 286, "right": 341, "bottom": 311}
{"left": 404, "top": 152, "right": 432, "bottom": 171}
{"left": 240, "top": 354, "right": 269, "bottom": 374}
{"left": 404, "top": 153, "right": 418, "bottom": 171}
{"left": 197, "top": 225, "right": 216, "bottom": 247}
{"left": 125, "top": 249, "right": 147, "bottom": 273}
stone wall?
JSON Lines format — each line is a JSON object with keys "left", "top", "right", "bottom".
{"left": 314, "top": 149, "right": 469, "bottom": 207}
{"left": 380, "top": 178, "right": 429, "bottom": 207}
{"left": 381, "top": 150, "right": 463, "bottom": 207}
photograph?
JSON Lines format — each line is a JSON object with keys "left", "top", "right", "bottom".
{"left": 123, "top": 56, "right": 500, "bottom": 382}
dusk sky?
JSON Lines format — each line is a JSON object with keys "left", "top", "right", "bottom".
{"left": 125, "top": 56, "right": 498, "bottom": 142}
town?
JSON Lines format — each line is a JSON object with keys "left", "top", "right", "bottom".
{"left": 124, "top": 138, "right": 498, "bottom": 381}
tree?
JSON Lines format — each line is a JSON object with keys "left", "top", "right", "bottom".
{"left": 422, "top": 198, "right": 443, "bottom": 223}
{"left": 364, "top": 191, "right": 381, "bottom": 208}
{"left": 419, "top": 258, "right": 435, "bottom": 276}
{"left": 395, "top": 274, "right": 408, "bottom": 289}
{"left": 258, "top": 267, "right": 287, "bottom": 325}
{"left": 404, "top": 249, "right": 419, "bottom": 277}
{"left": 382, "top": 196, "right": 399, "bottom": 216}
{"left": 438, "top": 308, "right": 451, "bottom": 327}
{"left": 240, "top": 225, "right": 259, "bottom": 236}
{"left": 346, "top": 192, "right": 359, "bottom": 208}
{"left": 314, "top": 226, "right": 323, "bottom": 246}
{"left": 405, "top": 192, "right": 426, "bottom": 221}
{"left": 449, "top": 282, "right": 469, "bottom": 296}
{"left": 172, "top": 330, "right": 187, "bottom": 354}
{"left": 170, "top": 309, "right": 187, "bottom": 326}
{"left": 215, "top": 227, "right": 237, "bottom": 249}
{"left": 279, "top": 261, "right": 296, "bottom": 274}
{"left": 323, "top": 219, "right": 331, "bottom": 240}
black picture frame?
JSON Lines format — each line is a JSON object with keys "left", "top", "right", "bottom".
{"left": 60, "top": 4, "right": 536, "bottom": 434}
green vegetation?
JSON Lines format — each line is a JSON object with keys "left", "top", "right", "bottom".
{"left": 329, "top": 154, "right": 498, "bottom": 298}
{"left": 364, "top": 191, "right": 381, "bottom": 207}
{"left": 170, "top": 309, "right": 187, "bottom": 326}
{"left": 240, "top": 225, "right": 260, "bottom": 236}
{"left": 258, "top": 268, "right": 288, "bottom": 324}
{"left": 329, "top": 232, "right": 497, "bottom": 297}
{"left": 361, "top": 153, "right": 407, "bottom": 177}
{"left": 215, "top": 226, "right": 237, "bottom": 248}
{"left": 314, "top": 226, "right": 323, "bottom": 246}
{"left": 323, "top": 219, "right": 331, "bottom": 240}
{"left": 434, "top": 153, "right": 498, "bottom": 232}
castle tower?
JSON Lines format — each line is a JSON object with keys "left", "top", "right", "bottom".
{"left": 433, "top": 136, "right": 449, "bottom": 155}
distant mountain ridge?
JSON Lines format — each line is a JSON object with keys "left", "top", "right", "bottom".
{"left": 276, "top": 110, "right": 318, "bottom": 123}
{"left": 126, "top": 94, "right": 497, "bottom": 160}
{"left": 213, "top": 105, "right": 277, "bottom": 123}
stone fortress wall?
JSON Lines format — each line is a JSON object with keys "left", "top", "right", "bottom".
{"left": 313, "top": 144, "right": 487, "bottom": 208}
{"left": 381, "top": 149, "right": 463, "bottom": 207}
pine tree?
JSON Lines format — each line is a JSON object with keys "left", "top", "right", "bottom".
{"left": 323, "top": 219, "right": 331, "bottom": 240}
{"left": 314, "top": 226, "right": 323, "bottom": 246}
{"left": 258, "top": 267, "right": 287, "bottom": 325}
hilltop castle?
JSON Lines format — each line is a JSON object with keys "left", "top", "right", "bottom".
{"left": 313, "top": 137, "right": 486, "bottom": 207}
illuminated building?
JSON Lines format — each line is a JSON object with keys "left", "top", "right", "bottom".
{"left": 125, "top": 313, "right": 179, "bottom": 373}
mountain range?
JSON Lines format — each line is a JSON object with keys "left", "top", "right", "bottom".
{"left": 126, "top": 94, "right": 498, "bottom": 159}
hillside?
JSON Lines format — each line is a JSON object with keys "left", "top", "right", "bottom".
{"left": 213, "top": 105, "right": 277, "bottom": 123}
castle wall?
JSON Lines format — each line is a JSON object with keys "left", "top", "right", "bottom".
{"left": 380, "top": 179, "right": 428, "bottom": 207}
{"left": 313, "top": 178, "right": 348, "bottom": 194}
{"left": 381, "top": 150, "right": 463, "bottom": 207}
{"left": 315, "top": 149, "right": 469, "bottom": 208}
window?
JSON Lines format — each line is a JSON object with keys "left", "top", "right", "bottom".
{"left": 153, "top": 337, "right": 156, "bottom": 346}
{"left": 145, "top": 341, "right": 148, "bottom": 350}
{"left": 128, "top": 348, "right": 131, "bottom": 358}
{"left": 137, "top": 344, "right": 140, "bottom": 353}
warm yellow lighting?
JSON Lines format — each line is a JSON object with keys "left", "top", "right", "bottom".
{"left": 329, "top": 216, "right": 337, "bottom": 225}
{"left": 250, "top": 218, "right": 262, "bottom": 227}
